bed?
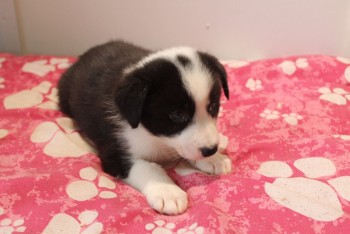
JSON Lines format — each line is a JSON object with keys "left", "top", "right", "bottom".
{"left": 0, "top": 52, "right": 349, "bottom": 233}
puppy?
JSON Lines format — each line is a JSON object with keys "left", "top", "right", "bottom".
{"left": 58, "top": 40, "right": 232, "bottom": 215}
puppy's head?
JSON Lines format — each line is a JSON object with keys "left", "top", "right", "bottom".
{"left": 115, "top": 47, "right": 229, "bottom": 160}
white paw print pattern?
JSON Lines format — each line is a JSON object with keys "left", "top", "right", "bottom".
{"left": 0, "top": 77, "right": 4, "bottom": 89}
{"left": 0, "top": 129, "right": 8, "bottom": 139}
{"left": 257, "top": 157, "right": 350, "bottom": 221}
{"left": 318, "top": 87, "right": 350, "bottom": 105}
{"left": 246, "top": 78, "right": 263, "bottom": 91}
{"left": 0, "top": 57, "right": 5, "bottom": 68}
{"left": 260, "top": 109, "right": 280, "bottom": 120}
{"left": 66, "top": 167, "right": 117, "bottom": 201}
{"left": 0, "top": 208, "right": 26, "bottom": 234}
{"left": 279, "top": 58, "right": 309, "bottom": 75}
{"left": 145, "top": 220, "right": 175, "bottom": 234}
{"left": 4, "top": 81, "right": 58, "bottom": 110}
{"left": 336, "top": 56, "right": 350, "bottom": 83}
{"left": 177, "top": 223, "right": 204, "bottom": 234}
{"left": 42, "top": 210, "right": 103, "bottom": 234}
{"left": 333, "top": 134, "right": 350, "bottom": 141}
{"left": 282, "top": 113, "right": 303, "bottom": 126}
{"left": 145, "top": 221, "right": 205, "bottom": 234}
{"left": 30, "top": 117, "right": 95, "bottom": 158}
{"left": 260, "top": 109, "right": 303, "bottom": 125}
{"left": 22, "top": 58, "right": 71, "bottom": 77}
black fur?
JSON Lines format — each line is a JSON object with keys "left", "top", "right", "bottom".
{"left": 177, "top": 55, "right": 192, "bottom": 68}
{"left": 58, "top": 41, "right": 150, "bottom": 178}
{"left": 198, "top": 52, "right": 229, "bottom": 100}
{"left": 58, "top": 40, "right": 229, "bottom": 179}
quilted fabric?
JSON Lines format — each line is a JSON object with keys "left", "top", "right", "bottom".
{"left": 0, "top": 53, "right": 349, "bottom": 233}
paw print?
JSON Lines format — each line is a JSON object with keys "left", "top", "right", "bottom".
{"left": 0, "top": 208, "right": 26, "bottom": 234}
{"left": 177, "top": 223, "right": 204, "bottom": 234}
{"left": 0, "top": 57, "right": 5, "bottom": 68}
{"left": 22, "top": 58, "right": 71, "bottom": 77}
{"left": 66, "top": 167, "right": 117, "bottom": 201}
{"left": 145, "top": 220, "right": 175, "bottom": 234}
{"left": 336, "top": 57, "right": 350, "bottom": 83}
{"left": 278, "top": 58, "right": 309, "bottom": 75}
{"left": 345, "top": 66, "right": 350, "bottom": 83}
{"left": 318, "top": 87, "right": 350, "bottom": 105}
{"left": 260, "top": 109, "right": 280, "bottom": 120}
{"left": 42, "top": 210, "right": 103, "bottom": 234}
{"left": 4, "top": 81, "right": 58, "bottom": 110}
{"left": 0, "top": 214, "right": 26, "bottom": 234}
{"left": 0, "top": 77, "right": 4, "bottom": 89}
{"left": 0, "top": 129, "right": 8, "bottom": 139}
{"left": 333, "top": 134, "right": 350, "bottom": 141}
{"left": 246, "top": 78, "right": 263, "bottom": 91}
{"left": 336, "top": 56, "right": 350, "bottom": 64}
{"left": 30, "top": 118, "right": 94, "bottom": 158}
{"left": 282, "top": 113, "right": 303, "bottom": 126}
{"left": 257, "top": 157, "right": 350, "bottom": 221}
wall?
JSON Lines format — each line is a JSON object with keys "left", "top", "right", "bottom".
{"left": 10, "top": 0, "right": 350, "bottom": 59}
{"left": 0, "top": 0, "right": 21, "bottom": 53}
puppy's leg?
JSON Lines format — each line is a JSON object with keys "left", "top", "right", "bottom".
{"left": 190, "top": 152, "right": 232, "bottom": 175}
{"left": 124, "top": 159, "right": 188, "bottom": 215}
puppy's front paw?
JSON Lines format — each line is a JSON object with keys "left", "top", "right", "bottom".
{"left": 194, "top": 153, "right": 232, "bottom": 175}
{"left": 144, "top": 183, "right": 188, "bottom": 215}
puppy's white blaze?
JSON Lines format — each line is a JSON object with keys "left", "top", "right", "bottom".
{"left": 123, "top": 47, "right": 195, "bottom": 75}
{"left": 180, "top": 65, "right": 212, "bottom": 103}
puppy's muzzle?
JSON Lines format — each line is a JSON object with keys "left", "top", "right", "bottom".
{"left": 200, "top": 145, "right": 218, "bottom": 157}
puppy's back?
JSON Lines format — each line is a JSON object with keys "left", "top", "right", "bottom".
{"left": 58, "top": 40, "right": 150, "bottom": 117}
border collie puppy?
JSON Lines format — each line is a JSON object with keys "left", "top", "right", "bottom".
{"left": 58, "top": 40, "right": 232, "bottom": 215}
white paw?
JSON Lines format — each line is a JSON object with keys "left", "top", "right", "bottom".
{"left": 257, "top": 157, "right": 350, "bottom": 221}
{"left": 144, "top": 183, "right": 188, "bottom": 215}
{"left": 193, "top": 153, "right": 232, "bottom": 175}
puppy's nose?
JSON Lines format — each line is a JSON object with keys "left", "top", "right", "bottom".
{"left": 200, "top": 145, "right": 218, "bottom": 157}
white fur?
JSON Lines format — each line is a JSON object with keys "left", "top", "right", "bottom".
{"left": 123, "top": 159, "right": 188, "bottom": 215}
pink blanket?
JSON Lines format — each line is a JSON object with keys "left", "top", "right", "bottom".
{"left": 0, "top": 53, "right": 349, "bottom": 233}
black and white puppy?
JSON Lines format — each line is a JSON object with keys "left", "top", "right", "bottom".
{"left": 58, "top": 40, "right": 232, "bottom": 215}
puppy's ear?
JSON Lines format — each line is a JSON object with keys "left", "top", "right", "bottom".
{"left": 115, "top": 73, "right": 148, "bottom": 128}
{"left": 198, "top": 52, "right": 229, "bottom": 100}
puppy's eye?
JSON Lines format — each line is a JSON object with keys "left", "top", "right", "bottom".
{"left": 208, "top": 102, "right": 219, "bottom": 116}
{"left": 169, "top": 110, "right": 190, "bottom": 123}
